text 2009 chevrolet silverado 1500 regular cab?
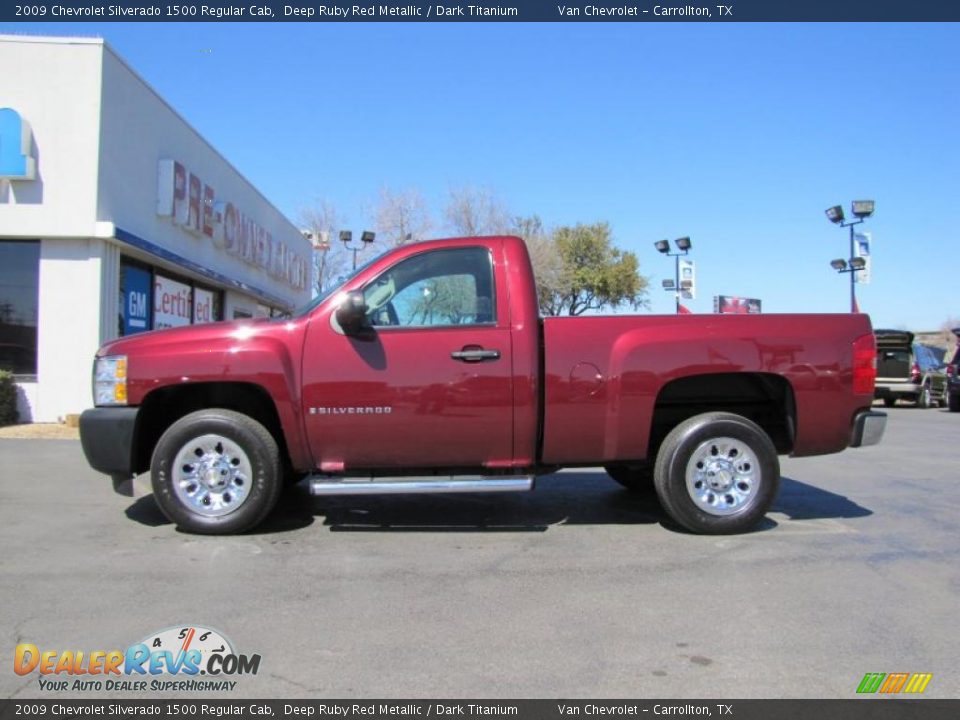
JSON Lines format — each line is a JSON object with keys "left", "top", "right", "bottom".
{"left": 79, "top": 236, "right": 887, "bottom": 535}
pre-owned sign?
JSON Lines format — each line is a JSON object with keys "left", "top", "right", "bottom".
{"left": 156, "top": 160, "right": 308, "bottom": 292}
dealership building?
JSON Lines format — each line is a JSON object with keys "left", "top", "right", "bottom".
{"left": 0, "top": 34, "right": 312, "bottom": 423}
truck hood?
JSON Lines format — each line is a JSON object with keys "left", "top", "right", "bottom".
{"left": 97, "top": 318, "right": 285, "bottom": 358}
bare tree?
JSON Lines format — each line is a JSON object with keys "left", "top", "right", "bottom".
{"left": 373, "top": 187, "right": 433, "bottom": 247}
{"left": 298, "top": 199, "right": 351, "bottom": 294}
{"left": 937, "top": 316, "right": 960, "bottom": 349}
{"left": 443, "top": 186, "right": 511, "bottom": 237}
{"left": 511, "top": 215, "right": 566, "bottom": 315}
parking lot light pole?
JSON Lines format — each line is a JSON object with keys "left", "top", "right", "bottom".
{"left": 826, "top": 201, "right": 875, "bottom": 313}
{"left": 654, "top": 237, "right": 692, "bottom": 314}
{"left": 341, "top": 230, "right": 376, "bottom": 270}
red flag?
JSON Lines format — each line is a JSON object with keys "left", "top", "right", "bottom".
{"left": 678, "top": 304, "right": 692, "bottom": 315}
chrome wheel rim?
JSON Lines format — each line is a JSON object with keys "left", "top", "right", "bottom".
{"left": 172, "top": 434, "right": 252, "bottom": 517}
{"left": 685, "top": 436, "right": 760, "bottom": 516}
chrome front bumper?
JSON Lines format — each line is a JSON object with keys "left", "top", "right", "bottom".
{"left": 851, "top": 410, "right": 887, "bottom": 448}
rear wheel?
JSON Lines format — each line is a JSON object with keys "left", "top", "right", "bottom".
{"left": 917, "top": 384, "right": 932, "bottom": 409}
{"left": 882, "top": 397, "right": 896, "bottom": 408}
{"left": 653, "top": 412, "right": 780, "bottom": 534}
{"left": 949, "top": 393, "right": 960, "bottom": 412}
{"left": 605, "top": 464, "right": 654, "bottom": 492}
{"left": 151, "top": 409, "right": 282, "bottom": 535}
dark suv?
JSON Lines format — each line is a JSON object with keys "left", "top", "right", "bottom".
{"left": 874, "top": 330, "right": 947, "bottom": 408}
{"left": 946, "top": 329, "right": 960, "bottom": 412}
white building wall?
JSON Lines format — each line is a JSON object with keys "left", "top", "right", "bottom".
{"left": 0, "top": 36, "right": 102, "bottom": 237}
{"left": 35, "top": 238, "right": 105, "bottom": 422}
{"left": 96, "top": 46, "right": 310, "bottom": 312}
{"left": 1, "top": 35, "right": 311, "bottom": 422}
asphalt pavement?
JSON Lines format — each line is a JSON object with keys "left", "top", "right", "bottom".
{"left": 1, "top": 405, "right": 957, "bottom": 699}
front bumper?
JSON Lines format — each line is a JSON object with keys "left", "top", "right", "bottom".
{"left": 851, "top": 410, "right": 887, "bottom": 448}
{"left": 79, "top": 407, "right": 139, "bottom": 495}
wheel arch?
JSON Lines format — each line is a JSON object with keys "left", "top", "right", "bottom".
{"left": 648, "top": 372, "right": 796, "bottom": 460}
{"left": 133, "top": 382, "right": 292, "bottom": 476}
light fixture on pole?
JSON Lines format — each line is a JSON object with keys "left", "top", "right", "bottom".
{"left": 654, "top": 237, "right": 693, "bottom": 314}
{"left": 341, "top": 230, "right": 376, "bottom": 270}
{"left": 825, "top": 200, "right": 874, "bottom": 312}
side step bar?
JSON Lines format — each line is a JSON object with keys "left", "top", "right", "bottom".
{"left": 308, "top": 474, "right": 534, "bottom": 496}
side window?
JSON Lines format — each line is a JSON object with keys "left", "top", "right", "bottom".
{"left": 363, "top": 247, "right": 496, "bottom": 328}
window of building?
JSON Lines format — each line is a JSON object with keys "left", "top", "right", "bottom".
{"left": 0, "top": 240, "right": 40, "bottom": 377}
{"left": 119, "top": 256, "right": 224, "bottom": 336}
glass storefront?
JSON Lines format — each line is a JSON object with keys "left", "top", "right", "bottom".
{"left": 119, "top": 256, "right": 224, "bottom": 337}
{"left": 0, "top": 240, "right": 40, "bottom": 377}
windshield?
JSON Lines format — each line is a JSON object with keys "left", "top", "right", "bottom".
{"left": 292, "top": 251, "right": 386, "bottom": 318}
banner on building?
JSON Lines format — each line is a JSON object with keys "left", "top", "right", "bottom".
{"left": 121, "top": 265, "right": 151, "bottom": 336}
{"left": 679, "top": 259, "right": 695, "bottom": 299}
{"left": 854, "top": 231, "right": 871, "bottom": 284}
{"left": 154, "top": 275, "right": 192, "bottom": 330}
{"left": 193, "top": 287, "right": 214, "bottom": 324}
{"left": 714, "top": 295, "right": 762, "bottom": 314}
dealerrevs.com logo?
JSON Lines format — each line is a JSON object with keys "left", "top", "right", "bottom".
{"left": 14, "top": 625, "right": 261, "bottom": 692}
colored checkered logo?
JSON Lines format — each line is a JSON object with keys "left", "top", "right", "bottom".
{"left": 857, "top": 672, "right": 933, "bottom": 694}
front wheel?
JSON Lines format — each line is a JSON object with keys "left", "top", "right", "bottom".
{"left": 653, "top": 412, "right": 780, "bottom": 534}
{"left": 151, "top": 409, "right": 282, "bottom": 534}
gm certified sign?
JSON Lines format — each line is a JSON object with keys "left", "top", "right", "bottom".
{"left": 0, "top": 108, "right": 36, "bottom": 180}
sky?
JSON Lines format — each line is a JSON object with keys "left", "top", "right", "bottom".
{"left": 7, "top": 21, "right": 959, "bottom": 328}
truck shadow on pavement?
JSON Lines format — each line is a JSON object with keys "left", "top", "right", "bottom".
{"left": 124, "top": 471, "right": 872, "bottom": 535}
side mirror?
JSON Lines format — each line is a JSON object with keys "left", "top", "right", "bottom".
{"left": 335, "top": 290, "right": 370, "bottom": 335}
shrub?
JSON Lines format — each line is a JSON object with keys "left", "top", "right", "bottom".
{"left": 0, "top": 370, "right": 19, "bottom": 426}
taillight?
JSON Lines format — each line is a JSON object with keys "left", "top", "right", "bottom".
{"left": 910, "top": 362, "right": 921, "bottom": 383}
{"left": 947, "top": 365, "right": 955, "bottom": 379}
{"left": 853, "top": 334, "right": 877, "bottom": 395}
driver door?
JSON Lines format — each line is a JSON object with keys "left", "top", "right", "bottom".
{"left": 301, "top": 245, "right": 514, "bottom": 470}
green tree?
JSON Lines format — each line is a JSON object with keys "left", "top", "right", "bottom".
{"left": 540, "top": 222, "right": 648, "bottom": 316}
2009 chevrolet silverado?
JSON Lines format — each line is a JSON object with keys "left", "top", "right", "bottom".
{"left": 79, "top": 236, "right": 887, "bottom": 535}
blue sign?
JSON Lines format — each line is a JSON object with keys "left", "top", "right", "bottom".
{"left": 122, "top": 265, "right": 151, "bottom": 336}
{"left": 0, "top": 108, "right": 36, "bottom": 180}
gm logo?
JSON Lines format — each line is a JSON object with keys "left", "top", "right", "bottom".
{"left": 857, "top": 672, "right": 932, "bottom": 694}
{"left": 0, "top": 108, "right": 37, "bottom": 180}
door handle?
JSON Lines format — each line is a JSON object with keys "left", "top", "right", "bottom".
{"left": 451, "top": 348, "right": 501, "bottom": 363}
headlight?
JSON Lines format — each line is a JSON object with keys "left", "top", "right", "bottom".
{"left": 93, "top": 355, "right": 128, "bottom": 406}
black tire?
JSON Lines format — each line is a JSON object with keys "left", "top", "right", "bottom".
{"left": 151, "top": 409, "right": 282, "bottom": 535}
{"left": 882, "top": 397, "right": 896, "bottom": 408}
{"left": 949, "top": 393, "right": 960, "bottom": 413}
{"left": 605, "top": 464, "right": 654, "bottom": 492}
{"left": 917, "top": 384, "right": 931, "bottom": 409}
{"left": 653, "top": 412, "right": 780, "bottom": 535}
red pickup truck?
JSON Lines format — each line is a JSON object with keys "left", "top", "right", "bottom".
{"left": 79, "top": 236, "right": 886, "bottom": 535}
